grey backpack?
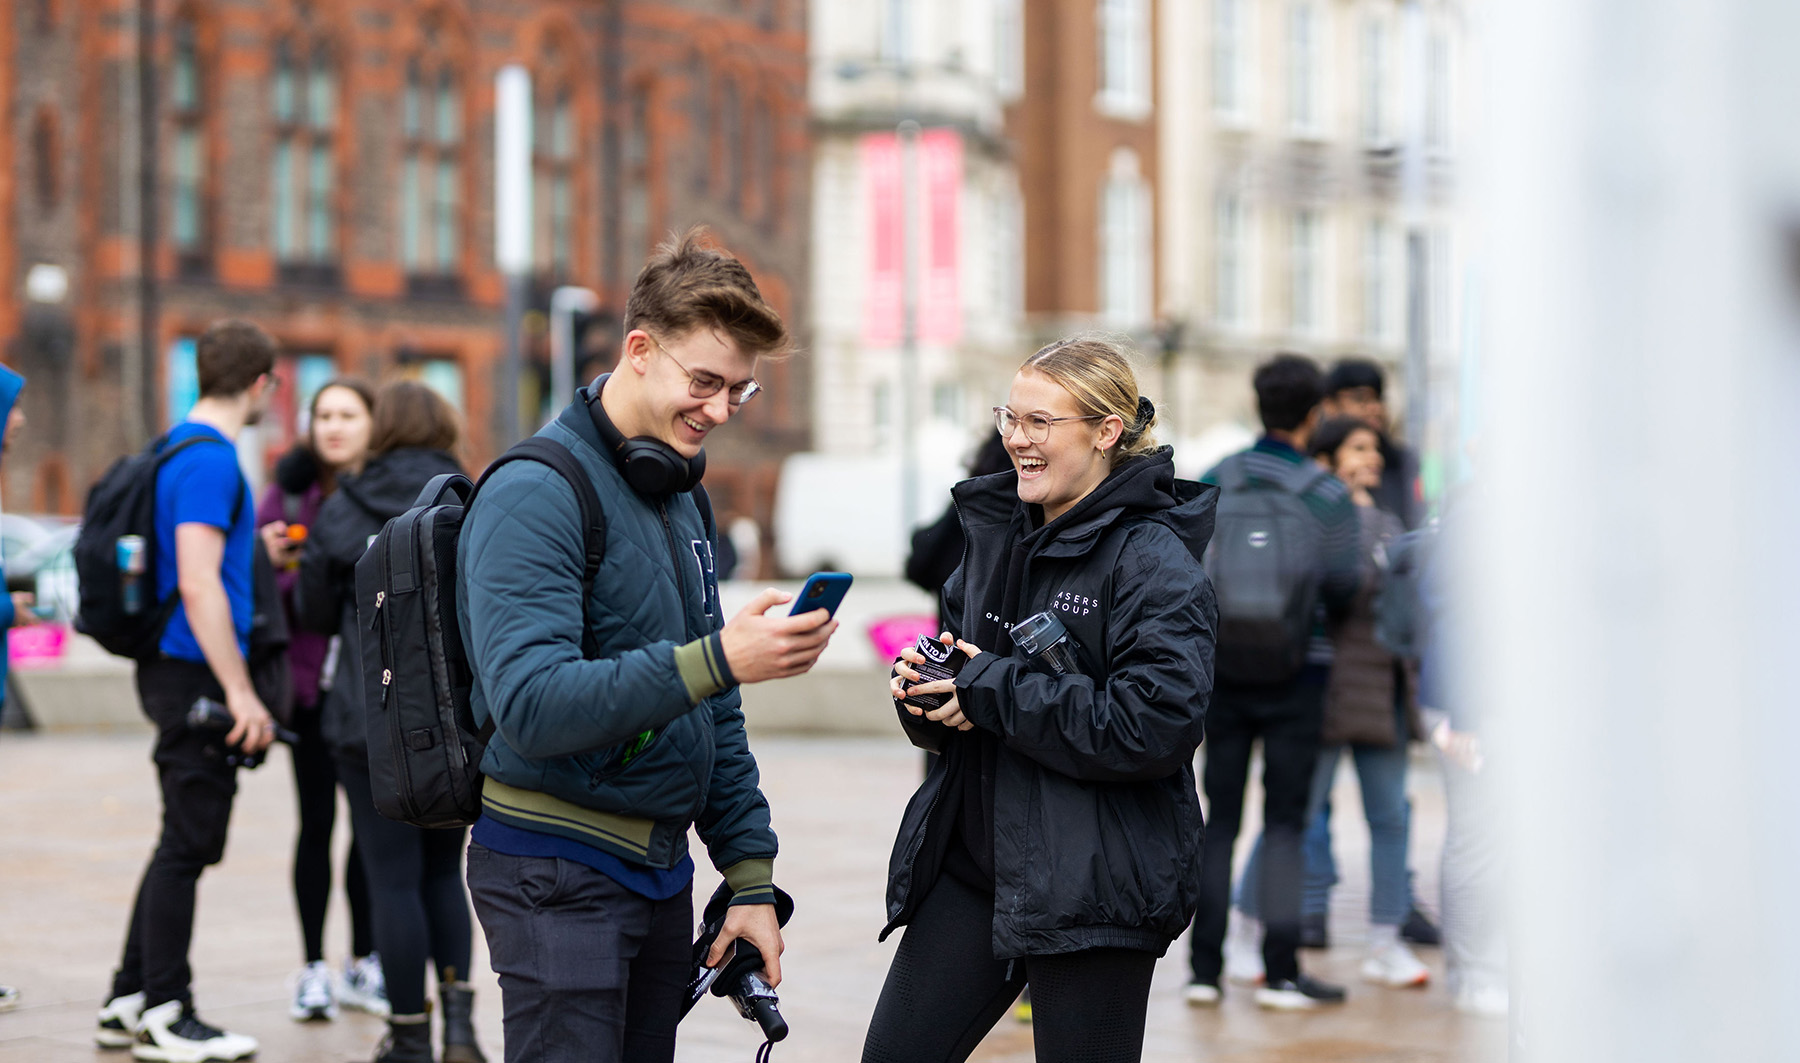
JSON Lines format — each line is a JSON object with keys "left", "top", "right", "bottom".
{"left": 1203, "top": 453, "right": 1331, "bottom": 686}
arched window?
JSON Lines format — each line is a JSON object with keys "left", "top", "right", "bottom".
{"left": 1099, "top": 148, "right": 1151, "bottom": 327}
{"left": 170, "top": 13, "right": 209, "bottom": 264}
{"left": 272, "top": 16, "right": 337, "bottom": 273}
{"left": 1097, "top": 0, "right": 1150, "bottom": 117}
{"left": 751, "top": 91, "right": 774, "bottom": 224}
{"left": 621, "top": 84, "right": 652, "bottom": 266}
{"left": 534, "top": 38, "right": 577, "bottom": 278}
{"left": 32, "top": 107, "right": 59, "bottom": 211}
{"left": 401, "top": 21, "right": 463, "bottom": 282}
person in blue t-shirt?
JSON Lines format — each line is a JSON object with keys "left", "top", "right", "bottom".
{"left": 98, "top": 321, "right": 277, "bottom": 1063}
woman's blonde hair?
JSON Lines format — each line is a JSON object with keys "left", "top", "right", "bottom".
{"left": 1021, "top": 336, "right": 1159, "bottom": 463}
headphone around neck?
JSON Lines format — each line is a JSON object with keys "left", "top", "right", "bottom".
{"left": 586, "top": 373, "right": 707, "bottom": 495}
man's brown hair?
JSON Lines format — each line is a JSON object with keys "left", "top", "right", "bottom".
{"left": 369, "top": 380, "right": 461, "bottom": 457}
{"left": 623, "top": 228, "right": 788, "bottom": 355}
{"left": 196, "top": 320, "right": 277, "bottom": 398}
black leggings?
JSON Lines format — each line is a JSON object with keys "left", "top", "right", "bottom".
{"left": 862, "top": 874, "right": 1158, "bottom": 1063}
{"left": 339, "top": 759, "right": 474, "bottom": 1016}
{"left": 289, "top": 705, "right": 373, "bottom": 963}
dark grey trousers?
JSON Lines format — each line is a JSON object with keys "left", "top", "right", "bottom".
{"left": 466, "top": 843, "right": 692, "bottom": 1063}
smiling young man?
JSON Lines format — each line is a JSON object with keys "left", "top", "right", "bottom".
{"left": 457, "top": 231, "right": 837, "bottom": 1063}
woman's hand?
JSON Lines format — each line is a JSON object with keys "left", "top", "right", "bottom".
{"left": 890, "top": 632, "right": 983, "bottom": 732}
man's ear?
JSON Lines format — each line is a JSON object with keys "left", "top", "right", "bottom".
{"left": 621, "top": 330, "right": 655, "bottom": 376}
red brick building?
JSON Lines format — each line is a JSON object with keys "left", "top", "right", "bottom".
{"left": 1008, "top": 0, "right": 1158, "bottom": 339}
{"left": 1, "top": 0, "right": 809, "bottom": 565}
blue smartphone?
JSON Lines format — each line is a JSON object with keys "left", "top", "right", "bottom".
{"left": 790, "top": 572, "right": 853, "bottom": 617}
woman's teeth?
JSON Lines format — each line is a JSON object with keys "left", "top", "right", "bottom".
{"left": 1020, "top": 458, "right": 1047, "bottom": 474}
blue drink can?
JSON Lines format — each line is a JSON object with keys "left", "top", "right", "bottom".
{"left": 117, "top": 535, "right": 146, "bottom": 615}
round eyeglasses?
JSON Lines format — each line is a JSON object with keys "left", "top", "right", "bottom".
{"left": 993, "top": 406, "right": 1104, "bottom": 445}
{"left": 650, "top": 335, "right": 762, "bottom": 406}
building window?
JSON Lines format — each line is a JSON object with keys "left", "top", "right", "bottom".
{"left": 1097, "top": 0, "right": 1151, "bottom": 117}
{"left": 534, "top": 39, "right": 578, "bottom": 279}
{"left": 1286, "top": 2, "right": 1320, "bottom": 135}
{"left": 400, "top": 39, "right": 463, "bottom": 281}
{"left": 1215, "top": 193, "right": 1247, "bottom": 328}
{"left": 1364, "top": 217, "right": 1389, "bottom": 341}
{"left": 721, "top": 79, "right": 741, "bottom": 211}
{"left": 1212, "top": 0, "right": 1246, "bottom": 121}
{"left": 272, "top": 33, "right": 337, "bottom": 272}
{"left": 622, "top": 89, "right": 652, "bottom": 266}
{"left": 32, "top": 108, "right": 59, "bottom": 210}
{"left": 170, "top": 15, "right": 207, "bottom": 259}
{"left": 691, "top": 57, "right": 712, "bottom": 194}
{"left": 1290, "top": 208, "right": 1320, "bottom": 334}
{"left": 879, "top": 0, "right": 911, "bottom": 64}
{"left": 1425, "top": 26, "right": 1451, "bottom": 151}
{"left": 996, "top": 0, "right": 1024, "bottom": 100}
{"left": 1361, "top": 17, "right": 1390, "bottom": 145}
{"left": 752, "top": 94, "right": 776, "bottom": 226}
{"left": 1100, "top": 148, "right": 1151, "bottom": 328}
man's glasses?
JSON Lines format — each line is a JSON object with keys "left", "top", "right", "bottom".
{"left": 993, "top": 406, "right": 1103, "bottom": 445}
{"left": 649, "top": 335, "right": 761, "bottom": 406}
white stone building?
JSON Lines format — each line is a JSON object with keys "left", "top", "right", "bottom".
{"left": 1157, "top": 0, "right": 1468, "bottom": 474}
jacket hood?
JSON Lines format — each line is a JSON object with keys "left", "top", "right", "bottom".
{"left": 0, "top": 364, "right": 24, "bottom": 444}
{"left": 951, "top": 446, "right": 1217, "bottom": 564}
{"left": 338, "top": 447, "right": 463, "bottom": 519}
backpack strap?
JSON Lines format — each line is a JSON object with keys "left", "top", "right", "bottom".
{"left": 471, "top": 438, "right": 606, "bottom": 660}
{"left": 153, "top": 432, "right": 249, "bottom": 527}
{"left": 1215, "top": 452, "right": 1252, "bottom": 491}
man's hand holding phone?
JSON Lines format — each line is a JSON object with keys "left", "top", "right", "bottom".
{"left": 721, "top": 588, "right": 840, "bottom": 684}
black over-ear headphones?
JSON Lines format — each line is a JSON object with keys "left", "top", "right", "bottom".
{"left": 586, "top": 373, "right": 707, "bottom": 495}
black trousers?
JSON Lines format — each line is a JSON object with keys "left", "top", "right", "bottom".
{"left": 863, "top": 873, "right": 1159, "bottom": 1063}
{"left": 111, "top": 658, "right": 239, "bottom": 1010}
{"left": 338, "top": 760, "right": 473, "bottom": 1016}
{"left": 466, "top": 843, "right": 692, "bottom": 1063}
{"left": 288, "top": 702, "right": 373, "bottom": 964}
{"left": 1187, "top": 677, "right": 1326, "bottom": 986}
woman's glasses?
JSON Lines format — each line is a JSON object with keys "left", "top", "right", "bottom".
{"left": 993, "top": 406, "right": 1103, "bottom": 445}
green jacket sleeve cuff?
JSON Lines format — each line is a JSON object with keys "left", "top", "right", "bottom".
{"left": 721, "top": 858, "right": 777, "bottom": 906}
{"left": 674, "top": 632, "right": 737, "bottom": 704}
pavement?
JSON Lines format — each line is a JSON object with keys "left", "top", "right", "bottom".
{"left": 0, "top": 730, "right": 1504, "bottom": 1063}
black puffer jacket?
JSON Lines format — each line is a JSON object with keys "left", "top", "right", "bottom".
{"left": 294, "top": 447, "right": 464, "bottom": 762}
{"left": 882, "top": 448, "right": 1219, "bottom": 958}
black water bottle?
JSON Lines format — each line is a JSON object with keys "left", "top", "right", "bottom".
{"left": 1012, "top": 611, "right": 1080, "bottom": 675}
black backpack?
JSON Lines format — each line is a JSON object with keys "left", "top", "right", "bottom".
{"left": 1373, "top": 523, "right": 1436, "bottom": 660}
{"left": 355, "top": 437, "right": 605, "bottom": 829}
{"left": 1203, "top": 453, "right": 1332, "bottom": 686}
{"left": 75, "top": 432, "right": 245, "bottom": 660}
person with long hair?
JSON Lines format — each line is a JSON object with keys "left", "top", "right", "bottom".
{"left": 865, "top": 338, "right": 1217, "bottom": 1063}
{"left": 256, "top": 378, "right": 384, "bottom": 1022}
{"left": 296, "top": 381, "right": 484, "bottom": 1063}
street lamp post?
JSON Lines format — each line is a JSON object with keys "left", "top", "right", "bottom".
{"left": 495, "top": 64, "right": 533, "bottom": 447}
{"left": 550, "top": 286, "right": 600, "bottom": 415}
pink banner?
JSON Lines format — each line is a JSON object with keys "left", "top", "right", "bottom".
{"left": 919, "top": 128, "right": 962, "bottom": 345}
{"left": 862, "top": 133, "right": 904, "bottom": 346}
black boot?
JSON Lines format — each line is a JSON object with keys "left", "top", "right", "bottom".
{"left": 439, "top": 984, "right": 485, "bottom": 1063}
{"left": 374, "top": 1015, "right": 433, "bottom": 1063}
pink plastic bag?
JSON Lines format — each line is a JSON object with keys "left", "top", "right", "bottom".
{"left": 9, "top": 623, "right": 67, "bottom": 667}
{"left": 866, "top": 613, "right": 940, "bottom": 663}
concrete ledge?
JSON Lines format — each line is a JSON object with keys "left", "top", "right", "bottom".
{"left": 10, "top": 633, "right": 146, "bottom": 733}
{"left": 740, "top": 667, "right": 901, "bottom": 736}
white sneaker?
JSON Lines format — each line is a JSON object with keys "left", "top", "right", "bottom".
{"left": 1223, "top": 912, "right": 1266, "bottom": 985}
{"left": 0, "top": 985, "right": 19, "bottom": 1011}
{"left": 1362, "top": 939, "right": 1431, "bottom": 988}
{"left": 97, "top": 991, "right": 147, "bottom": 1049}
{"left": 1183, "top": 982, "right": 1222, "bottom": 1006}
{"left": 338, "top": 954, "right": 389, "bottom": 1018}
{"left": 1455, "top": 983, "right": 1510, "bottom": 1018}
{"left": 289, "top": 961, "right": 337, "bottom": 1022}
{"left": 131, "top": 1000, "right": 257, "bottom": 1063}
